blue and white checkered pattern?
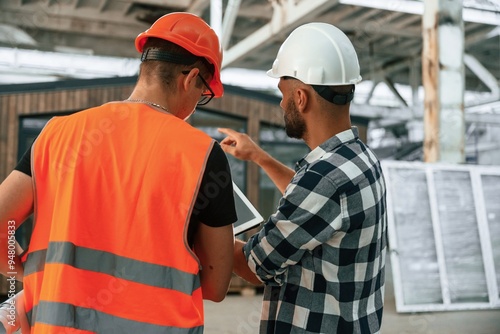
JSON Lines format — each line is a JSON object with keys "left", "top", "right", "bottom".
{"left": 244, "top": 127, "right": 387, "bottom": 333}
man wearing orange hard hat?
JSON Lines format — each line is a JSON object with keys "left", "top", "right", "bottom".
{"left": 0, "top": 12, "right": 236, "bottom": 333}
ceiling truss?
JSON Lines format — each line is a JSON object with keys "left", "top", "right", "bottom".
{"left": 0, "top": 0, "right": 498, "bottom": 111}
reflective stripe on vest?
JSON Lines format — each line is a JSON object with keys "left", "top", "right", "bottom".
{"left": 27, "top": 301, "right": 203, "bottom": 334}
{"left": 25, "top": 102, "right": 213, "bottom": 333}
{"left": 24, "top": 242, "right": 201, "bottom": 293}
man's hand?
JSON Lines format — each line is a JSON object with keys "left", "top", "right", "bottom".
{"left": 217, "top": 128, "right": 264, "bottom": 163}
{"left": 218, "top": 128, "right": 295, "bottom": 194}
{"left": 0, "top": 171, "right": 33, "bottom": 280}
{"left": 0, "top": 291, "right": 30, "bottom": 333}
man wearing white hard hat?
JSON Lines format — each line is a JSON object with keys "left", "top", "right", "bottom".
{"left": 219, "top": 22, "right": 387, "bottom": 333}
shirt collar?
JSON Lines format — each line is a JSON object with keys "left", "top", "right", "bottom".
{"left": 295, "top": 127, "right": 359, "bottom": 171}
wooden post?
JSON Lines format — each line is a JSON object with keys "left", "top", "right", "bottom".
{"left": 422, "top": 0, "right": 465, "bottom": 163}
{"left": 246, "top": 113, "right": 261, "bottom": 207}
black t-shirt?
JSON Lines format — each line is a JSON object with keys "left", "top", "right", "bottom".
{"left": 15, "top": 142, "right": 237, "bottom": 244}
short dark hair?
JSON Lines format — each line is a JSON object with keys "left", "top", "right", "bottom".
{"left": 139, "top": 38, "right": 214, "bottom": 89}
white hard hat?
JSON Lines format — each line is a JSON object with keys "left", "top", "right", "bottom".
{"left": 267, "top": 22, "right": 362, "bottom": 86}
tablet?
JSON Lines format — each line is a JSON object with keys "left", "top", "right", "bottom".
{"left": 232, "top": 182, "right": 264, "bottom": 236}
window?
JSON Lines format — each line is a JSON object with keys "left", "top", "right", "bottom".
{"left": 189, "top": 108, "right": 247, "bottom": 191}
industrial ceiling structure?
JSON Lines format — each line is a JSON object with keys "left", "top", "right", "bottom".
{"left": 0, "top": 0, "right": 499, "bottom": 159}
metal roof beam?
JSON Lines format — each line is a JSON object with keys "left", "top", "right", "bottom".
{"left": 350, "top": 103, "right": 412, "bottom": 121}
{"left": 99, "top": 0, "right": 108, "bottom": 12}
{"left": 383, "top": 76, "right": 409, "bottom": 107}
{"left": 466, "top": 26, "right": 500, "bottom": 46}
{"left": 319, "top": 5, "right": 364, "bottom": 22}
{"left": 364, "top": 58, "right": 414, "bottom": 81}
{"left": 0, "top": 3, "right": 150, "bottom": 26}
{"left": 338, "top": 0, "right": 500, "bottom": 26}
{"left": 187, "top": 0, "right": 210, "bottom": 16}
{"left": 363, "top": 81, "right": 379, "bottom": 105}
{"left": 465, "top": 113, "right": 500, "bottom": 125}
{"left": 222, "top": 0, "right": 337, "bottom": 68}
{"left": 391, "top": 13, "right": 421, "bottom": 30}
{"left": 464, "top": 53, "right": 500, "bottom": 106}
{"left": 210, "top": 0, "right": 223, "bottom": 40}
{"left": 236, "top": 2, "right": 272, "bottom": 20}
{"left": 221, "top": 0, "right": 242, "bottom": 50}
{"left": 0, "top": 11, "right": 145, "bottom": 40}
{"left": 339, "top": 20, "right": 421, "bottom": 42}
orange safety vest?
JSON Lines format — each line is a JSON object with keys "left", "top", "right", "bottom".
{"left": 23, "top": 102, "right": 214, "bottom": 333}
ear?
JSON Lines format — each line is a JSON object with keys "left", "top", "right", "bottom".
{"left": 294, "top": 88, "right": 309, "bottom": 113}
{"left": 181, "top": 68, "right": 200, "bottom": 91}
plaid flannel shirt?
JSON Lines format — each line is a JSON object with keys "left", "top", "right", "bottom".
{"left": 244, "top": 127, "right": 387, "bottom": 334}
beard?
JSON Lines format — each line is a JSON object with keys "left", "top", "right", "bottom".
{"left": 284, "top": 98, "right": 306, "bottom": 139}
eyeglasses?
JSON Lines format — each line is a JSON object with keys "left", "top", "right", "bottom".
{"left": 182, "top": 70, "right": 215, "bottom": 105}
{"left": 196, "top": 74, "right": 215, "bottom": 105}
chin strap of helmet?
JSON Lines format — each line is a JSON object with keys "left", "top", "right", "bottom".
{"left": 311, "top": 85, "right": 355, "bottom": 105}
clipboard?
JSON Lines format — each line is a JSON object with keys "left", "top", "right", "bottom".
{"left": 232, "top": 182, "right": 264, "bottom": 236}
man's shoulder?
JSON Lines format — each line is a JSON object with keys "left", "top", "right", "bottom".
{"left": 305, "top": 142, "right": 381, "bottom": 187}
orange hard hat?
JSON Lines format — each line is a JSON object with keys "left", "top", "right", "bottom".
{"left": 135, "top": 12, "right": 224, "bottom": 97}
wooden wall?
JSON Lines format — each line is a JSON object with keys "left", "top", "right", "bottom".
{"left": 1, "top": 86, "right": 128, "bottom": 180}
